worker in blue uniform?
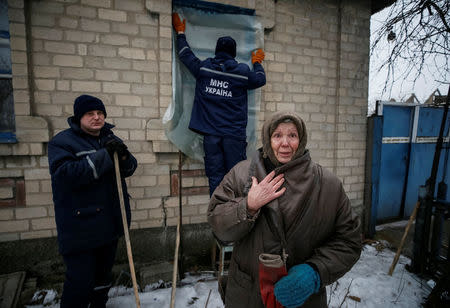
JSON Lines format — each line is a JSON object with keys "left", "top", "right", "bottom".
{"left": 172, "top": 12, "right": 266, "bottom": 195}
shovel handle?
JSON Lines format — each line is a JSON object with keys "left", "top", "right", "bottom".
{"left": 114, "top": 152, "right": 141, "bottom": 308}
{"left": 388, "top": 201, "right": 420, "bottom": 276}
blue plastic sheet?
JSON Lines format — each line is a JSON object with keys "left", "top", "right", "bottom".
{"left": 163, "top": 6, "right": 263, "bottom": 162}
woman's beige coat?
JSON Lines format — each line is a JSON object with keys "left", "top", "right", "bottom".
{"left": 208, "top": 150, "right": 362, "bottom": 308}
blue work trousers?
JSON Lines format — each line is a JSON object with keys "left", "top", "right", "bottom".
{"left": 60, "top": 240, "right": 118, "bottom": 308}
{"left": 203, "top": 135, "right": 247, "bottom": 196}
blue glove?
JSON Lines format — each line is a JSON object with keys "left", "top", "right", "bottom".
{"left": 274, "top": 263, "right": 320, "bottom": 308}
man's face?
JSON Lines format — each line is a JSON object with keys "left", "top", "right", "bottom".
{"left": 79, "top": 110, "right": 105, "bottom": 136}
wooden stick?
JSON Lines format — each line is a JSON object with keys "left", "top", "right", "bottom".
{"left": 170, "top": 151, "right": 184, "bottom": 308}
{"left": 177, "top": 150, "right": 184, "bottom": 279}
{"left": 205, "top": 289, "right": 212, "bottom": 308}
{"left": 170, "top": 218, "right": 181, "bottom": 308}
{"left": 114, "top": 152, "right": 141, "bottom": 308}
{"left": 388, "top": 201, "right": 421, "bottom": 276}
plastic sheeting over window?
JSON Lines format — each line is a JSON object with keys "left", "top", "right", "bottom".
{"left": 164, "top": 5, "right": 263, "bottom": 162}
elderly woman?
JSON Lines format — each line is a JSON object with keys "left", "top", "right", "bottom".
{"left": 208, "top": 112, "right": 361, "bottom": 308}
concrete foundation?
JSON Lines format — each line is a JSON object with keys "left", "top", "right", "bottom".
{"left": 0, "top": 223, "right": 215, "bottom": 292}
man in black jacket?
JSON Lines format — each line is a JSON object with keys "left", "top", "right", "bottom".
{"left": 48, "top": 95, "right": 137, "bottom": 308}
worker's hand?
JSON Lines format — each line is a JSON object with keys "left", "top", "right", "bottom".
{"left": 104, "top": 138, "right": 128, "bottom": 161}
{"left": 172, "top": 13, "right": 186, "bottom": 34}
{"left": 252, "top": 48, "right": 265, "bottom": 64}
{"left": 247, "top": 171, "right": 285, "bottom": 215}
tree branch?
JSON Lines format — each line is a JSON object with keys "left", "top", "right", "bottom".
{"left": 425, "top": 0, "right": 450, "bottom": 32}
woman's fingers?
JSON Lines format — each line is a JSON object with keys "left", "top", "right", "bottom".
{"left": 264, "top": 186, "right": 286, "bottom": 204}
{"left": 260, "top": 173, "right": 285, "bottom": 193}
{"left": 262, "top": 171, "right": 284, "bottom": 185}
{"left": 273, "top": 187, "right": 286, "bottom": 198}
{"left": 270, "top": 173, "right": 284, "bottom": 184}
{"left": 269, "top": 173, "right": 284, "bottom": 184}
{"left": 261, "top": 170, "right": 276, "bottom": 183}
{"left": 263, "top": 173, "right": 284, "bottom": 192}
{"left": 272, "top": 177, "right": 285, "bottom": 191}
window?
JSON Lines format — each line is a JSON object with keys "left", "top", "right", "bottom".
{"left": 0, "top": 0, "right": 16, "bottom": 143}
{"left": 167, "top": 0, "right": 259, "bottom": 160}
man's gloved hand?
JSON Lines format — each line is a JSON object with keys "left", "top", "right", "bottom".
{"left": 104, "top": 138, "right": 128, "bottom": 160}
{"left": 252, "top": 48, "right": 265, "bottom": 64}
{"left": 274, "top": 263, "right": 320, "bottom": 308}
{"left": 172, "top": 13, "right": 186, "bottom": 34}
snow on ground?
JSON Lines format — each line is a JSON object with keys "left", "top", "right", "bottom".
{"left": 375, "top": 220, "right": 409, "bottom": 231}
{"left": 105, "top": 274, "right": 224, "bottom": 308}
{"left": 326, "top": 243, "right": 430, "bottom": 308}
{"left": 26, "top": 242, "right": 431, "bottom": 308}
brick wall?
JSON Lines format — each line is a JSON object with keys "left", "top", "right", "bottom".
{"left": 0, "top": 0, "right": 370, "bottom": 242}
{"left": 262, "top": 0, "right": 369, "bottom": 207}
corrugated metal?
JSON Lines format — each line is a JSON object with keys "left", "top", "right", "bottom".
{"left": 367, "top": 101, "right": 450, "bottom": 229}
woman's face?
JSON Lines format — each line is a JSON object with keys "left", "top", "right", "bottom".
{"left": 270, "top": 122, "right": 299, "bottom": 164}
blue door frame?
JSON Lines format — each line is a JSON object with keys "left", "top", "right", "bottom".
{"left": 366, "top": 101, "right": 450, "bottom": 236}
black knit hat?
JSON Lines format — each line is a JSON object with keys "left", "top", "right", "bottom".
{"left": 73, "top": 95, "right": 107, "bottom": 122}
{"left": 215, "top": 36, "right": 236, "bottom": 58}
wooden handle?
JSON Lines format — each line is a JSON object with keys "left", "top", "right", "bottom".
{"left": 170, "top": 219, "right": 181, "bottom": 308}
{"left": 388, "top": 201, "right": 420, "bottom": 276}
{"left": 114, "top": 152, "right": 141, "bottom": 308}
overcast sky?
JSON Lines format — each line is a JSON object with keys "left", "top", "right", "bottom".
{"left": 368, "top": 6, "right": 449, "bottom": 114}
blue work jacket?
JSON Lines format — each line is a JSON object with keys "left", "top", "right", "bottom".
{"left": 48, "top": 117, "right": 137, "bottom": 255}
{"left": 176, "top": 34, "right": 266, "bottom": 138}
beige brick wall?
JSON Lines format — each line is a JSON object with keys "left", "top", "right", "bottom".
{"left": 0, "top": 0, "right": 369, "bottom": 242}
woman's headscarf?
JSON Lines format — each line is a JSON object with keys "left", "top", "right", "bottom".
{"left": 261, "top": 111, "right": 308, "bottom": 166}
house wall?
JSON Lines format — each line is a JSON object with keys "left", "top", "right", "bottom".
{"left": 0, "top": 0, "right": 369, "bottom": 244}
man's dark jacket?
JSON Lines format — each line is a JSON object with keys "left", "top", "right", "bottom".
{"left": 48, "top": 117, "right": 137, "bottom": 255}
{"left": 176, "top": 34, "right": 266, "bottom": 138}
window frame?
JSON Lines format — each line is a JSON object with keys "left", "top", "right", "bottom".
{"left": 0, "top": 0, "right": 16, "bottom": 144}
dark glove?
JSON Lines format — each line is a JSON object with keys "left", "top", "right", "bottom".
{"left": 104, "top": 138, "right": 128, "bottom": 160}
{"left": 274, "top": 263, "right": 320, "bottom": 308}
{"left": 259, "top": 253, "right": 287, "bottom": 308}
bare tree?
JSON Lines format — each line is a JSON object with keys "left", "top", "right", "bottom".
{"left": 371, "top": 0, "right": 449, "bottom": 98}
